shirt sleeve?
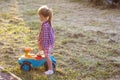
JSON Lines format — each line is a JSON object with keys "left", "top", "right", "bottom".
{"left": 42, "top": 25, "right": 50, "bottom": 49}
{"left": 37, "top": 28, "right": 42, "bottom": 45}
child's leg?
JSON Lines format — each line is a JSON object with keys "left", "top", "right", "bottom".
{"left": 44, "top": 49, "right": 52, "bottom": 70}
{"left": 44, "top": 47, "right": 53, "bottom": 75}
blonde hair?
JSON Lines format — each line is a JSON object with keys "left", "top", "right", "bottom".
{"left": 38, "top": 5, "right": 52, "bottom": 26}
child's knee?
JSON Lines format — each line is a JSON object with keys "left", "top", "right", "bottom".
{"left": 45, "top": 54, "right": 50, "bottom": 58}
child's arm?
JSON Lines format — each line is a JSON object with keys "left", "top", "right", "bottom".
{"left": 37, "top": 31, "right": 43, "bottom": 50}
{"left": 42, "top": 25, "right": 50, "bottom": 49}
{"left": 37, "top": 50, "right": 44, "bottom": 56}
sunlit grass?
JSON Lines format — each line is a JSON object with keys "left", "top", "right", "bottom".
{"left": 0, "top": 13, "right": 13, "bottom": 19}
{"left": 0, "top": 0, "right": 120, "bottom": 80}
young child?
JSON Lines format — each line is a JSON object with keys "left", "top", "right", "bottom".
{"left": 37, "top": 5, "right": 55, "bottom": 75}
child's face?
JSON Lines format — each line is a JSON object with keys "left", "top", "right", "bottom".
{"left": 39, "top": 14, "right": 44, "bottom": 22}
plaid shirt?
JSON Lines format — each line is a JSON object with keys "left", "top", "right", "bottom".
{"left": 38, "top": 21, "right": 55, "bottom": 50}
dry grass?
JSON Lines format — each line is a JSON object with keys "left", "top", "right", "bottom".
{"left": 0, "top": 0, "right": 120, "bottom": 80}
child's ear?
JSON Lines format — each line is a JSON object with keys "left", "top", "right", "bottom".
{"left": 47, "top": 16, "right": 49, "bottom": 20}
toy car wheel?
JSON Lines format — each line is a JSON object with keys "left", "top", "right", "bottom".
{"left": 44, "top": 62, "right": 56, "bottom": 71}
{"left": 20, "top": 62, "right": 31, "bottom": 71}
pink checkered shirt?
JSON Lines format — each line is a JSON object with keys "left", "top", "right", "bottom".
{"left": 38, "top": 21, "right": 55, "bottom": 50}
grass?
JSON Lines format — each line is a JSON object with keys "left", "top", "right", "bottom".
{"left": 0, "top": 13, "right": 13, "bottom": 19}
{"left": 70, "top": 0, "right": 82, "bottom": 2}
{"left": 0, "top": 0, "right": 120, "bottom": 80}
{"left": 23, "top": 9, "right": 37, "bottom": 16}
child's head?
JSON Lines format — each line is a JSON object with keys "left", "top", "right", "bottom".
{"left": 38, "top": 5, "right": 52, "bottom": 25}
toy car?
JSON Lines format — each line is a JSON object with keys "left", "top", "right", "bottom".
{"left": 18, "top": 47, "right": 56, "bottom": 71}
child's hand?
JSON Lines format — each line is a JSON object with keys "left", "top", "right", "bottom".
{"left": 39, "top": 45, "right": 43, "bottom": 50}
{"left": 36, "top": 50, "right": 44, "bottom": 56}
{"left": 36, "top": 52, "right": 41, "bottom": 56}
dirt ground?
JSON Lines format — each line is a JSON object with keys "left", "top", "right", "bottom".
{"left": 0, "top": 66, "right": 22, "bottom": 80}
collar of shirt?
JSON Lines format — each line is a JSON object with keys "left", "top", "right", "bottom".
{"left": 41, "top": 20, "right": 49, "bottom": 26}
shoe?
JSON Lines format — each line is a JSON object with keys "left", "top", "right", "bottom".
{"left": 44, "top": 70, "right": 54, "bottom": 75}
